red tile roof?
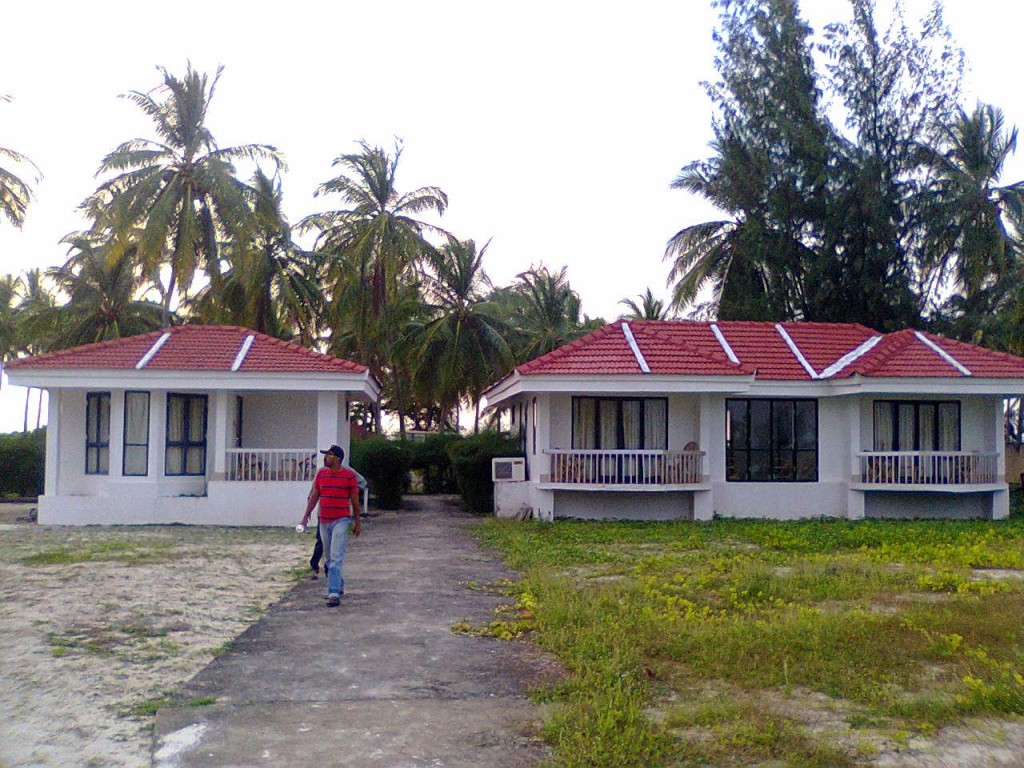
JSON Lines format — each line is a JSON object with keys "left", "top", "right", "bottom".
{"left": 6, "top": 325, "right": 368, "bottom": 374}
{"left": 512, "top": 320, "right": 1024, "bottom": 381}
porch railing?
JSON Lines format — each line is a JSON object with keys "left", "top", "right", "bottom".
{"left": 857, "top": 451, "right": 999, "bottom": 486}
{"left": 545, "top": 449, "right": 705, "bottom": 485}
{"left": 225, "top": 449, "right": 318, "bottom": 482}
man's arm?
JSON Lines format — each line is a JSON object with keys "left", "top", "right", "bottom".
{"left": 301, "top": 485, "right": 320, "bottom": 526}
{"left": 350, "top": 482, "right": 361, "bottom": 537}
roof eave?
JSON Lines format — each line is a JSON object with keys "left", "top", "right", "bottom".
{"left": 7, "top": 367, "right": 381, "bottom": 398}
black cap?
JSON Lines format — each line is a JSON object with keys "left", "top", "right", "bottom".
{"left": 320, "top": 445, "right": 344, "bottom": 460}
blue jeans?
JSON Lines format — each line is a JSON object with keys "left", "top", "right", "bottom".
{"left": 319, "top": 518, "right": 351, "bottom": 597}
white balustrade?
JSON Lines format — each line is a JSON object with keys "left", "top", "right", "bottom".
{"left": 225, "top": 449, "right": 319, "bottom": 482}
{"left": 545, "top": 449, "right": 705, "bottom": 485}
{"left": 857, "top": 452, "right": 998, "bottom": 486}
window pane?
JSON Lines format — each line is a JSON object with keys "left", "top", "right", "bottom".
{"left": 573, "top": 398, "right": 596, "bottom": 449}
{"left": 125, "top": 393, "right": 149, "bottom": 444}
{"left": 166, "top": 446, "right": 183, "bottom": 475}
{"left": 599, "top": 400, "right": 618, "bottom": 449}
{"left": 796, "top": 450, "right": 817, "bottom": 481}
{"left": 873, "top": 402, "right": 894, "bottom": 450}
{"left": 167, "top": 398, "right": 185, "bottom": 441}
{"left": 186, "top": 447, "right": 205, "bottom": 475}
{"left": 87, "top": 396, "right": 98, "bottom": 442}
{"left": 727, "top": 450, "right": 748, "bottom": 481}
{"left": 795, "top": 402, "right": 817, "bottom": 449}
{"left": 124, "top": 445, "right": 147, "bottom": 476}
{"left": 773, "top": 401, "right": 795, "bottom": 451}
{"left": 898, "top": 404, "right": 916, "bottom": 451}
{"left": 97, "top": 447, "right": 109, "bottom": 475}
{"left": 919, "top": 404, "right": 936, "bottom": 451}
{"left": 644, "top": 400, "right": 667, "bottom": 450}
{"left": 938, "top": 403, "right": 960, "bottom": 450}
{"left": 749, "top": 449, "right": 771, "bottom": 481}
{"left": 750, "top": 401, "right": 770, "bottom": 449}
{"left": 188, "top": 398, "right": 206, "bottom": 442}
{"left": 727, "top": 401, "right": 747, "bottom": 448}
{"left": 622, "top": 401, "right": 642, "bottom": 449}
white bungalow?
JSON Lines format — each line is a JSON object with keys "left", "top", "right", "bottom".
{"left": 6, "top": 325, "right": 380, "bottom": 526}
{"left": 484, "top": 320, "right": 1024, "bottom": 522}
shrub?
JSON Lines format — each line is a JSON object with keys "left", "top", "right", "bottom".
{"left": 350, "top": 437, "right": 411, "bottom": 510}
{"left": 408, "top": 433, "right": 461, "bottom": 494}
{"left": 446, "top": 431, "right": 522, "bottom": 515}
{"left": 0, "top": 428, "right": 45, "bottom": 498}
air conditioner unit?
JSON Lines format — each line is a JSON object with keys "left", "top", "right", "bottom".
{"left": 492, "top": 457, "right": 526, "bottom": 482}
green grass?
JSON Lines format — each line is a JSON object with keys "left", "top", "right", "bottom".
{"left": 21, "top": 539, "right": 177, "bottom": 566}
{"left": 472, "top": 496, "right": 1024, "bottom": 767}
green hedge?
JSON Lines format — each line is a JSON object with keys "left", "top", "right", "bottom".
{"left": 407, "top": 432, "right": 461, "bottom": 494}
{"left": 0, "top": 429, "right": 45, "bottom": 498}
{"left": 446, "top": 432, "right": 523, "bottom": 515}
{"left": 349, "top": 437, "right": 411, "bottom": 510}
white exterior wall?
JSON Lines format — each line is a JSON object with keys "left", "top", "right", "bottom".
{"left": 35, "top": 386, "right": 359, "bottom": 526}
{"left": 507, "top": 390, "right": 1011, "bottom": 523}
{"left": 242, "top": 392, "right": 318, "bottom": 448}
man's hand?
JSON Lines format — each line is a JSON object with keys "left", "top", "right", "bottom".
{"left": 352, "top": 518, "right": 362, "bottom": 538}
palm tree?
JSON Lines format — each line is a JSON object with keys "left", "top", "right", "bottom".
{"left": 619, "top": 288, "right": 670, "bottom": 320}
{"left": 191, "top": 169, "right": 323, "bottom": 343}
{"left": 923, "top": 104, "right": 1024, "bottom": 342}
{"left": 300, "top": 140, "right": 449, "bottom": 357}
{"left": 0, "top": 95, "right": 39, "bottom": 228}
{"left": 39, "top": 234, "right": 164, "bottom": 347}
{"left": 414, "top": 239, "right": 512, "bottom": 431}
{"left": 0, "top": 273, "right": 22, "bottom": 395}
{"left": 503, "top": 265, "right": 599, "bottom": 363}
{"left": 83, "top": 64, "right": 284, "bottom": 325}
{"left": 14, "top": 269, "right": 56, "bottom": 430}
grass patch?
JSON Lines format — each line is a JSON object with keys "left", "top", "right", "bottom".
{"left": 119, "top": 696, "right": 169, "bottom": 718}
{"left": 473, "top": 502, "right": 1024, "bottom": 767}
{"left": 22, "top": 539, "right": 177, "bottom": 566}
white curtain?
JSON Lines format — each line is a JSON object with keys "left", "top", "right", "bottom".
{"left": 898, "top": 404, "right": 916, "bottom": 451}
{"left": 599, "top": 400, "right": 617, "bottom": 448}
{"left": 938, "top": 403, "right": 960, "bottom": 451}
{"left": 573, "top": 399, "right": 596, "bottom": 448}
{"left": 919, "top": 405, "right": 936, "bottom": 451}
{"left": 645, "top": 400, "right": 667, "bottom": 449}
{"left": 873, "top": 403, "right": 893, "bottom": 450}
{"left": 123, "top": 392, "right": 149, "bottom": 475}
{"left": 622, "top": 401, "right": 641, "bottom": 449}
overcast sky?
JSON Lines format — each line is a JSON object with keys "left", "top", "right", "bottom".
{"left": 2, "top": 1, "right": 1023, "bottom": 431}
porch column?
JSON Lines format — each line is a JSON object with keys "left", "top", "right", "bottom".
{"left": 44, "top": 389, "right": 61, "bottom": 496}
{"left": 693, "top": 394, "right": 714, "bottom": 521}
{"left": 847, "top": 399, "right": 865, "bottom": 520}
{"left": 993, "top": 400, "right": 1010, "bottom": 520}
{"left": 212, "top": 391, "right": 229, "bottom": 481}
{"left": 316, "top": 391, "right": 340, "bottom": 450}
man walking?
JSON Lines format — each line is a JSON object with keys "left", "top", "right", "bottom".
{"left": 300, "top": 445, "right": 361, "bottom": 607}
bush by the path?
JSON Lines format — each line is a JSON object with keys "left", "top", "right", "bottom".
{"left": 447, "top": 432, "right": 522, "bottom": 515}
{"left": 350, "top": 437, "right": 411, "bottom": 510}
{"left": 0, "top": 428, "right": 45, "bottom": 498}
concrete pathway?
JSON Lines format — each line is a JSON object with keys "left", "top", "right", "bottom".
{"left": 151, "top": 497, "right": 553, "bottom": 767}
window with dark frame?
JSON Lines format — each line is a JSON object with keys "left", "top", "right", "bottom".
{"left": 872, "top": 400, "right": 960, "bottom": 451}
{"left": 85, "top": 392, "right": 111, "bottom": 475}
{"left": 165, "top": 394, "right": 208, "bottom": 476}
{"left": 122, "top": 391, "right": 150, "bottom": 476}
{"left": 571, "top": 397, "right": 669, "bottom": 449}
{"left": 726, "top": 398, "right": 818, "bottom": 482}
{"left": 531, "top": 398, "right": 537, "bottom": 454}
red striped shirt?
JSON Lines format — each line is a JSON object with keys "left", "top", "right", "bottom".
{"left": 314, "top": 467, "right": 358, "bottom": 522}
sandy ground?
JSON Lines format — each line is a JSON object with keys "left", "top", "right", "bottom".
{"left": 0, "top": 507, "right": 309, "bottom": 768}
